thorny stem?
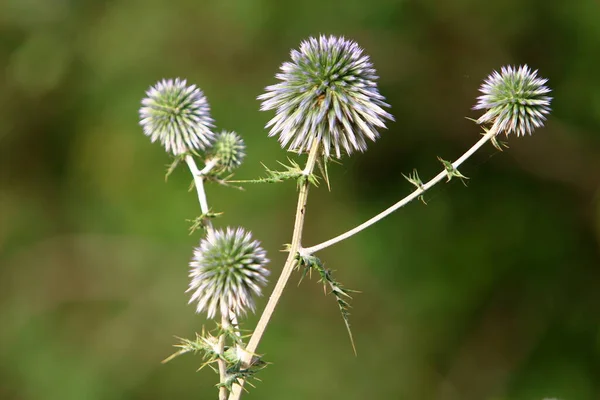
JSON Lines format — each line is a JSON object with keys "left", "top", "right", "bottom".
{"left": 185, "top": 155, "right": 232, "bottom": 399}
{"left": 228, "top": 138, "right": 321, "bottom": 400}
{"left": 303, "top": 126, "right": 498, "bottom": 255}
{"left": 218, "top": 315, "right": 229, "bottom": 400}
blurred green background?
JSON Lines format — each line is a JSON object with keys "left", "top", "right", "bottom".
{"left": 1, "top": 0, "right": 600, "bottom": 399}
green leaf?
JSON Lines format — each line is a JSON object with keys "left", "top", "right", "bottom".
{"left": 164, "top": 154, "right": 187, "bottom": 181}
{"left": 296, "top": 253, "right": 358, "bottom": 355}
{"left": 490, "top": 134, "right": 509, "bottom": 151}
{"left": 228, "top": 159, "right": 319, "bottom": 189}
{"left": 402, "top": 168, "right": 427, "bottom": 204}
{"left": 317, "top": 154, "right": 340, "bottom": 191}
{"left": 438, "top": 156, "right": 469, "bottom": 186}
{"left": 228, "top": 160, "right": 304, "bottom": 184}
{"left": 187, "top": 211, "right": 223, "bottom": 234}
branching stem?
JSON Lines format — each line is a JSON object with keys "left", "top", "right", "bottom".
{"left": 186, "top": 156, "right": 218, "bottom": 230}
{"left": 303, "top": 126, "right": 498, "bottom": 255}
{"left": 228, "top": 139, "right": 321, "bottom": 400}
{"left": 229, "top": 127, "right": 496, "bottom": 399}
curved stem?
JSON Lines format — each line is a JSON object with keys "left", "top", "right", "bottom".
{"left": 303, "top": 127, "right": 498, "bottom": 255}
{"left": 228, "top": 139, "right": 321, "bottom": 400}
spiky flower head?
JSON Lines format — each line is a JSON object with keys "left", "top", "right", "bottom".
{"left": 139, "top": 78, "right": 215, "bottom": 155}
{"left": 188, "top": 227, "right": 269, "bottom": 319}
{"left": 210, "top": 130, "right": 246, "bottom": 172}
{"left": 258, "top": 35, "right": 394, "bottom": 158}
{"left": 473, "top": 65, "right": 551, "bottom": 136}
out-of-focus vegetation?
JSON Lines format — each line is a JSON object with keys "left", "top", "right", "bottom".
{"left": 1, "top": 0, "right": 599, "bottom": 399}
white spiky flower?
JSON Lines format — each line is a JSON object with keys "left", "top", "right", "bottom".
{"left": 474, "top": 65, "right": 552, "bottom": 136}
{"left": 187, "top": 227, "right": 269, "bottom": 319}
{"left": 139, "top": 78, "right": 215, "bottom": 155}
{"left": 258, "top": 35, "right": 394, "bottom": 158}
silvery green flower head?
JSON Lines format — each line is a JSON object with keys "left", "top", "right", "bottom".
{"left": 210, "top": 130, "right": 246, "bottom": 172}
{"left": 188, "top": 227, "right": 269, "bottom": 319}
{"left": 474, "top": 65, "right": 552, "bottom": 136}
{"left": 139, "top": 78, "right": 215, "bottom": 156}
{"left": 258, "top": 35, "right": 394, "bottom": 158}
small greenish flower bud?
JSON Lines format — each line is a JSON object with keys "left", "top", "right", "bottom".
{"left": 139, "top": 78, "right": 215, "bottom": 155}
{"left": 258, "top": 35, "right": 394, "bottom": 158}
{"left": 473, "top": 65, "right": 552, "bottom": 136}
{"left": 188, "top": 227, "right": 269, "bottom": 319}
{"left": 211, "top": 130, "right": 246, "bottom": 172}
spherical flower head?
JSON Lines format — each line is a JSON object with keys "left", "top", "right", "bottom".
{"left": 473, "top": 65, "right": 552, "bottom": 136}
{"left": 258, "top": 35, "right": 394, "bottom": 158}
{"left": 139, "top": 78, "right": 215, "bottom": 156}
{"left": 210, "top": 130, "right": 246, "bottom": 172}
{"left": 187, "top": 227, "right": 269, "bottom": 319}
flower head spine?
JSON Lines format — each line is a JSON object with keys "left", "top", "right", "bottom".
{"left": 139, "top": 78, "right": 215, "bottom": 155}
{"left": 188, "top": 227, "right": 269, "bottom": 319}
{"left": 473, "top": 65, "right": 552, "bottom": 136}
{"left": 259, "top": 35, "right": 394, "bottom": 158}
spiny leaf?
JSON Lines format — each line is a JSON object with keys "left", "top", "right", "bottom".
{"left": 466, "top": 118, "right": 509, "bottom": 152}
{"left": 402, "top": 168, "right": 427, "bottom": 204}
{"left": 161, "top": 331, "right": 213, "bottom": 364}
{"left": 206, "top": 172, "right": 245, "bottom": 191}
{"left": 438, "top": 156, "right": 469, "bottom": 186}
{"left": 297, "top": 169, "right": 320, "bottom": 189}
{"left": 164, "top": 154, "right": 187, "bottom": 181}
{"left": 229, "top": 160, "right": 304, "bottom": 184}
{"left": 317, "top": 154, "right": 341, "bottom": 191}
{"left": 162, "top": 327, "right": 267, "bottom": 390}
{"left": 217, "top": 368, "right": 262, "bottom": 392}
{"left": 187, "top": 211, "right": 223, "bottom": 235}
{"left": 296, "top": 253, "right": 358, "bottom": 355}
{"left": 490, "top": 134, "right": 509, "bottom": 151}
{"left": 217, "top": 346, "right": 268, "bottom": 392}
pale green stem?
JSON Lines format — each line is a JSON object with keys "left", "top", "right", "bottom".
{"left": 185, "top": 155, "right": 231, "bottom": 399}
{"left": 218, "top": 315, "right": 229, "bottom": 400}
{"left": 185, "top": 155, "right": 218, "bottom": 231}
{"left": 228, "top": 139, "right": 321, "bottom": 400}
{"left": 303, "top": 126, "right": 498, "bottom": 255}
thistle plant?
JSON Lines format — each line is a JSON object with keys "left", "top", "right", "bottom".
{"left": 188, "top": 227, "right": 269, "bottom": 319}
{"left": 474, "top": 65, "right": 551, "bottom": 137}
{"left": 138, "top": 34, "right": 551, "bottom": 400}
{"left": 139, "top": 78, "right": 268, "bottom": 400}
{"left": 209, "top": 131, "right": 246, "bottom": 172}
{"left": 258, "top": 35, "right": 394, "bottom": 158}
{"left": 139, "top": 78, "right": 215, "bottom": 156}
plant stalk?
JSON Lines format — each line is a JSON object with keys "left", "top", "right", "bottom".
{"left": 218, "top": 315, "right": 229, "bottom": 400}
{"left": 186, "top": 155, "right": 232, "bottom": 399}
{"left": 228, "top": 139, "right": 321, "bottom": 400}
{"left": 302, "top": 127, "right": 498, "bottom": 255}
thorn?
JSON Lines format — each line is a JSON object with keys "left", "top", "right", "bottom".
{"left": 438, "top": 157, "right": 469, "bottom": 185}
{"left": 490, "top": 134, "right": 509, "bottom": 151}
{"left": 165, "top": 155, "right": 185, "bottom": 181}
{"left": 402, "top": 169, "right": 424, "bottom": 191}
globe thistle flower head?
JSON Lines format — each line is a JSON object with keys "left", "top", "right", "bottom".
{"left": 188, "top": 227, "right": 269, "bottom": 319}
{"left": 210, "top": 130, "right": 246, "bottom": 172}
{"left": 473, "top": 65, "right": 552, "bottom": 137}
{"left": 258, "top": 35, "right": 394, "bottom": 158}
{"left": 139, "top": 78, "right": 215, "bottom": 155}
